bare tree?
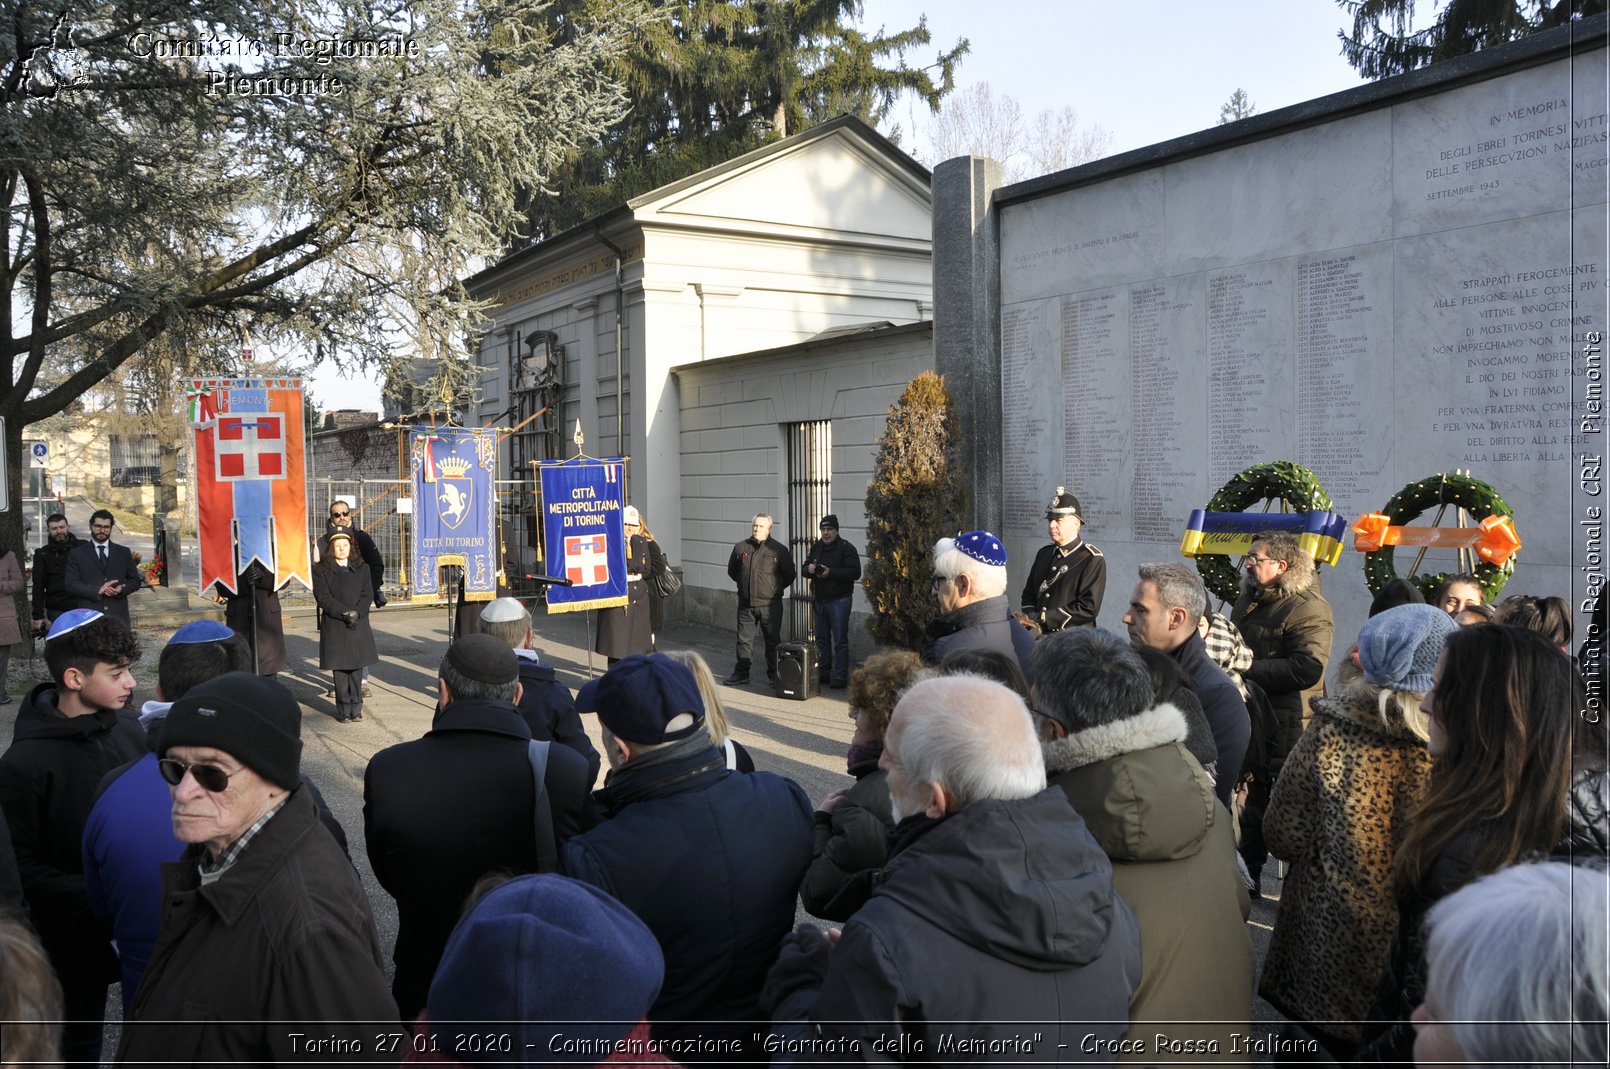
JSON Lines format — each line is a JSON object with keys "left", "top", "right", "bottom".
{"left": 1218, "top": 88, "right": 1258, "bottom": 125}
{"left": 920, "top": 81, "right": 1111, "bottom": 183}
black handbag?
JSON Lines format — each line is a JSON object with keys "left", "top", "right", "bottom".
{"left": 650, "top": 565, "right": 682, "bottom": 599}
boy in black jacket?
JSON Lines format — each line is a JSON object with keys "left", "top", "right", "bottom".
{"left": 0, "top": 609, "right": 144, "bottom": 1067}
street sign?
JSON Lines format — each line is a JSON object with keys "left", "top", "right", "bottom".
{"left": 27, "top": 440, "right": 47, "bottom": 468}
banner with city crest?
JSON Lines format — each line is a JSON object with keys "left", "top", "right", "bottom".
{"left": 188, "top": 378, "right": 311, "bottom": 594}
{"left": 410, "top": 427, "right": 498, "bottom": 603}
{"left": 538, "top": 458, "right": 627, "bottom": 613}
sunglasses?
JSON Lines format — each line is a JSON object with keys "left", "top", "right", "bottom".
{"left": 330, "top": 510, "right": 351, "bottom": 518}
{"left": 158, "top": 757, "right": 237, "bottom": 793}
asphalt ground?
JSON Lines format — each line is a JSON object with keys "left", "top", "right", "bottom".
{"left": 2, "top": 603, "right": 1294, "bottom": 1063}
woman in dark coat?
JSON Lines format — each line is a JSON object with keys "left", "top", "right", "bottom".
{"left": 594, "top": 506, "right": 662, "bottom": 664}
{"left": 313, "top": 530, "right": 378, "bottom": 722}
{"left": 216, "top": 562, "right": 287, "bottom": 676}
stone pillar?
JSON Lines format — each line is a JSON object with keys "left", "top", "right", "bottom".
{"left": 931, "top": 156, "right": 1004, "bottom": 534}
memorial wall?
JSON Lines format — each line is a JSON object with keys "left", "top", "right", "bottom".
{"left": 992, "top": 41, "right": 1608, "bottom": 645}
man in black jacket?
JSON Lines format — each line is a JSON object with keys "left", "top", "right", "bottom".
{"left": 480, "top": 596, "right": 602, "bottom": 790}
{"left": 724, "top": 513, "right": 796, "bottom": 688}
{"left": 1123, "top": 561, "right": 1250, "bottom": 809}
{"left": 803, "top": 515, "right": 861, "bottom": 689}
{"left": 363, "top": 633, "right": 596, "bottom": 1019}
{"left": 30, "top": 513, "right": 83, "bottom": 630}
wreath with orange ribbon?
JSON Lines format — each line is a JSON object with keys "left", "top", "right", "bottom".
{"left": 1357, "top": 472, "right": 1519, "bottom": 602}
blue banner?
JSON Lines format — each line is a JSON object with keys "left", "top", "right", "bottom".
{"left": 539, "top": 458, "right": 627, "bottom": 614}
{"left": 410, "top": 428, "right": 498, "bottom": 603}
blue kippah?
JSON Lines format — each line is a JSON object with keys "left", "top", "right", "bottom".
{"left": 47, "top": 608, "right": 103, "bottom": 640}
{"left": 168, "top": 620, "right": 235, "bottom": 645}
{"left": 954, "top": 530, "right": 1007, "bottom": 568}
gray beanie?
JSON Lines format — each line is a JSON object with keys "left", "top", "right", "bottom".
{"left": 1357, "top": 603, "right": 1458, "bottom": 692}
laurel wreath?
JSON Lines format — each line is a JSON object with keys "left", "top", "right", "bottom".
{"left": 1362, "top": 472, "right": 1517, "bottom": 601}
{"left": 1197, "top": 461, "right": 1334, "bottom": 604}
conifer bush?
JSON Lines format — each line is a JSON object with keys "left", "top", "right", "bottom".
{"left": 863, "top": 371, "right": 969, "bottom": 650}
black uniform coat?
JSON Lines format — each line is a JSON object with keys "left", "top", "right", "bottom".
{"left": 363, "top": 697, "right": 597, "bottom": 1019}
{"left": 1020, "top": 537, "right": 1106, "bottom": 631}
{"left": 218, "top": 563, "right": 287, "bottom": 675}
{"left": 117, "top": 787, "right": 397, "bottom": 1063}
{"left": 313, "top": 559, "right": 378, "bottom": 670}
{"left": 64, "top": 539, "right": 143, "bottom": 623}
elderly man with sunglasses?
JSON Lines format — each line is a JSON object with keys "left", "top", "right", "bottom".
{"left": 117, "top": 673, "right": 396, "bottom": 1063}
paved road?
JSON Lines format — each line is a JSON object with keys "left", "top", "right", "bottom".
{"left": 2, "top": 602, "right": 1294, "bottom": 1060}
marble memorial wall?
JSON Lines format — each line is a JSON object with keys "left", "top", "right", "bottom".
{"left": 996, "top": 50, "right": 1607, "bottom": 644}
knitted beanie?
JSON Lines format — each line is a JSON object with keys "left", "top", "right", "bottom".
{"left": 1358, "top": 603, "right": 1458, "bottom": 692}
{"left": 427, "top": 874, "right": 664, "bottom": 1062}
{"left": 161, "top": 673, "right": 303, "bottom": 789}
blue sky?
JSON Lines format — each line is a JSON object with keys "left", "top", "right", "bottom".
{"left": 314, "top": 0, "right": 1375, "bottom": 411}
{"left": 856, "top": 0, "right": 1369, "bottom": 155}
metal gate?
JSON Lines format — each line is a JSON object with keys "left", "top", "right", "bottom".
{"left": 785, "top": 420, "right": 832, "bottom": 639}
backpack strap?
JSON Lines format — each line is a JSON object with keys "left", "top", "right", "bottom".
{"left": 526, "top": 739, "right": 558, "bottom": 872}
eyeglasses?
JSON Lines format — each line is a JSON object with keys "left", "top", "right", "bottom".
{"left": 330, "top": 510, "right": 351, "bottom": 518}
{"left": 931, "top": 574, "right": 953, "bottom": 589}
{"left": 1244, "top": 555, "right": 1276, "bottom": 566}
{"left": 158, "top": 757, "right": 237, "bottom": 793}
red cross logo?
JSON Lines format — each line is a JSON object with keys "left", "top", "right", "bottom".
{"left": 565, "top": 534, "right": 610, "bottom": 586}
{"left": 214, "top": 414, "right": 286, "bottom": 481}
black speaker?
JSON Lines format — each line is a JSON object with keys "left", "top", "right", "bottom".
{"left": 776, "top": 643, "right": 818, "bottom": 701}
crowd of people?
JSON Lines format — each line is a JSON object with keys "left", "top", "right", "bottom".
{"left": 0, "top": 497, "right": 1604, "bottom": 1068}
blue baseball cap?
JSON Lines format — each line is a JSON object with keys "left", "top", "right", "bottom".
{"left": 576, "top": 654, "right": 705, "bottom": 745}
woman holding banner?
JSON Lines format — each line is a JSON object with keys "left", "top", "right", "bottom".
{"left": 595, "top": 506, "right": 663, "bottom": 664}
{"left": 314, "top": 529, "right": 378, "bottom": 722}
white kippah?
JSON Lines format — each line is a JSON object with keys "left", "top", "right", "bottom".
{"left": 480, "top": 597, "right": 528, "bottom": 623}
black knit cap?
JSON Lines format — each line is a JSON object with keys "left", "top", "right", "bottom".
{"left": 820, "top": 514, "right": 839, "bottom": 530}
{"left": 161, "top": 673, "right": 303, "bottom": 789}
{"left": 446, "top": 632, "right": 518, "bottom": 686}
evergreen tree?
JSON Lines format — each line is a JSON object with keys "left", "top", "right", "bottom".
{"left": 863, "top": 371, "right": 969, "bottom": 652}
{"left": 1218, "top": 88, "right": 1256, "bottom": 125}
{"left": 0, "top": 0, "right": 647, "bottom": 561}
{"left": 530, "top": 0, "right": 967, "bottom": 238}
{"left": 1338, "top": 0, "right": 1602, "bottom": 80}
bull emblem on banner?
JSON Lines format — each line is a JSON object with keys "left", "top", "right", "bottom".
{"left": 435, "top": 453, "right": 474, "bottom": 530}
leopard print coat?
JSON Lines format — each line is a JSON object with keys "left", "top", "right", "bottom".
{"left": 1257, "top": 682, "right": 1432, "bottom": 1042}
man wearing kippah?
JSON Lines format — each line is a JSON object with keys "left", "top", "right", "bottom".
{"left": 118, "top": 673, "right": 396, "bottom": 1062}
{"left": 364, "top": 633, "right": 595, "bottom": 1020}
{"left": 923, "top": 531, "right": 1037, "bottom": 682}
{"left": 1021, "top": 486, "right": 1106, "bottom": 632}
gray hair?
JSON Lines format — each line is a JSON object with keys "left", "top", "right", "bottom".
{"left": 1032, "top": 627, "right": 1155, "bottom": 731}
{"left": 1424, "top": 860, "right": 1608, "bottom": 1067}
{"left": 1137, "top": 561, "right": 1208, "bottom": 624}
{"left": 438, "top": 655, "right": 519, "bottom": 704}
{"left": 891, "top": 675, "right": 1045, "bottom": 809}
{"left": 932, "top": 538, "right": 1008, "bottom": 599}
